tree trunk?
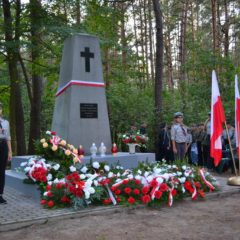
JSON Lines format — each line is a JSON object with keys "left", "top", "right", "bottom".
{"left": 211, "top": 0, "right": 218, "bottom": 54}
{"left": 179, "top": 0, "right": 189, "bottom": 82}
{"left": 223, "top": 0, "right": 229, "bottom": 57}
{"left": 148, "top": 0, "right": 154, "bottom": 81}
{"left": 28, "top": 0, "right": 43, "bottom": 154}
{"left": 2, "top": 0, "right": 26, "bottom": 155}
{"left": 76, "top": 0, "right": 81, "bottom": 25}
{"left": 152, "top": 0, "right": 163, "bottom": 158}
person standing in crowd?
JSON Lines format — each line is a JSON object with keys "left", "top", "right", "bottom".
{"left": 171, "top": 112, "right": 188, "bottom": 161}
{"left": 196, "top": 124, "right": 205, "bottom": 166}
{"left": 140, "top": 123, "right": 147, "bottom": 135}
{"left": 204, "top": 112, "right": 214, "bottom": 170}
{"left": 186, "top": 128, "right": 192, "bottom": 164}
{"left": 158, "top": 123, "right": 172, "bottom": 163}
{"left": 190, "top": 125, "right": 199, "bottom": 165}
{"left": 222, "top": 121, "right": 235, "bottom": 147}
{"left": 0, "top": 102, "right": 12, "bottom": 204}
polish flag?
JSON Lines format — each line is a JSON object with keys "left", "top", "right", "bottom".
{"left": 235, "top": 75, "right": 240, "bottom": 157}
{"left": 210, "top": 70, "right": 226, "bottom": 166}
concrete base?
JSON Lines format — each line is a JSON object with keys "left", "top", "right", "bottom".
{"left": 6, "top": 153, "right": 156, "bottom": 200}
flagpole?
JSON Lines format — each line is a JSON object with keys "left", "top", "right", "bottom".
{"left": 224, "top": 121, "right": 238, "bottom": 176}
{"left": 238, "top": 122, "right": 240, "bottom": 176}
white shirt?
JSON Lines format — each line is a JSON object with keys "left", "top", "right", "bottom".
{"left": 0, "top": 117, "right": 11, "bottom": 141}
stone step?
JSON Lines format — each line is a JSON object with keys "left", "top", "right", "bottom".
{"left": 5, "top": 170, "right": 40, "bottom": 200}
{"left": 10, "top": 156, "right": 35, "bottom": 171}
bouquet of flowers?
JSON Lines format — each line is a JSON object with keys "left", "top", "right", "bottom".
{"left": 35, "top": 131, "right": 82, "bottom": 173}
{"left": 118, "top": 126, "right": 148, "bottom": 147}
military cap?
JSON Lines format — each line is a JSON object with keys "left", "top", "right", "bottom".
{"left": 174, "top": 112, "right": 183, "bottom": 118}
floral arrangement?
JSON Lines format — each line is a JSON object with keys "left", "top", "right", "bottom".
{"left": 35, "top": 131, "right": 82, "bottom": 173}
{"left": 118, "top": 126, "right": 148, "bottom": 147}
{"left": 21, "top": 156, "right": 218, "bottom": 209}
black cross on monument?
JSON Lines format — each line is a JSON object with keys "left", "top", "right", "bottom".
{"left": 80, "top": 47, "right": 94, "bottom": 72}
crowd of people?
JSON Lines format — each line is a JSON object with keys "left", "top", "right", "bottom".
{"left": 158, "top": 112, "right": 236, "bottom": 171}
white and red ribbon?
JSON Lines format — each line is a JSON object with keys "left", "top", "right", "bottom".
{"left": 199, "top": 169, "right": 215, "bottom": 191}
{"left": 56, "top": 80, "right": 105, "bottom": 97}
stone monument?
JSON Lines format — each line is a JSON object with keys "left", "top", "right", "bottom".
{"left": 52, "top": 34, "right": 112, "bottom": 154}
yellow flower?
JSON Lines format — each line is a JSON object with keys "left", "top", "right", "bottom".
{"left": 40, "top": 138, "right": 46, "bottom": 143}
{"left": 43, "top": 142, "right": 48, "bottom": 148}
{"left": 73, "top": 149, "right": 78, "bottom": 155}
{"left": 65, "top": 149, "right": 71, "bottom": 156}
{"left": 52, "top": 145, "right": 58, "bottom": 151}
{"left": 60, "top": 140, "right": 66, "bottom": 146}
{"left": 73, "top": 157, "right": 79, "bottom": 164}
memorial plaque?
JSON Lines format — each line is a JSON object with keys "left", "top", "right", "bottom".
{"left": 80, "top": 103, "right": 98, "bottom": 118}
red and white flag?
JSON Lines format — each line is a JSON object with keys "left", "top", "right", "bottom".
{"left": 210, "top": 70, "right": 226, "bottom": 166}
{"left": 235, "top": 75, "right": 240, "bottom": 157}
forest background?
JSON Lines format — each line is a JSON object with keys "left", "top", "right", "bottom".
{"left": 1, "top": 0, "right": 240, "bottom": 156}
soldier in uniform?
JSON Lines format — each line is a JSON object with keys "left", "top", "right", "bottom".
{"left": 171, "top": 112, "right": 188, "bottom": 161}
{"left": 0, "top": 102, "right": 12, "bottom": 204}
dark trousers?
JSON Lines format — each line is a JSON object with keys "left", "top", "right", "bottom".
{"left": 0, "top": 140, "right": 8, "bottom": 195}
{"left": 175, "top": 143, "right": 186, "bottom": 161}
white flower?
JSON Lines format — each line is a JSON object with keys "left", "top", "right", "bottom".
{"left": 117, "top": 172, "right": 121, "bottom": 177}
{"left": 179, "top": 177, "right": 186, "bottom": 183}
{"left": 137, "top": 169, "right": 142, "bottom": 174}
{"left": 127, "top": 174, "right": 133, "bottom": 179}
{"left": 177, "top": 171, "right": 182, "bottom": 176}
{"left": 85, "top": 180, "right": 93, "bottom": 187}
{"left": 104, "top": 165, "right": 110, "bottom": 172}
{"left": 53, "top": 178, "right": 59, "bottom": 184}
{"left": 135, "top": 175, "right": 141, "bottom": 180}
{"left": 43, "top": 192, "right": 48, "bottom": 196}
{"left": 85, "top": 191, "right": 90, "bottom": 199}
{"left": 144, "top": 171, "right": 150, "bottom": 177}
{"left": 147, "top": 175, "right": 153, "bottom": 182}
{"left": 81, "top": 166, "right": 88, "bottom": 173}
{"left": 182, "top": 165, "right": 187, "bottom": 170}
{"left": 80, "top": 174, "right": 86, "bottom": 180}
{"left": 184, "top": 172, "right": 190, "bottom": 177}
{"left": 108, "top": 172, "right": 114, "bottom": 178}
{"left": 156, "top": 177, "right": 163, "bottom": 184}
{"left": 70, "top": 166, "right": 77, "bottom": 172}
{"left": 92, "top": 161, "right": 100, "bottom": 169}
{"left": 24, "top": 167, "right": 31, "bottom": 172}
{"left": 59, "top": 178, "right": 66, "bottom": 184}
{"left": 53, "top": 164, "right": 60, "bottom": 171}
{"left": 20, "top": 162, "right": 27, "bottom": 167}
{"left": 47, "top": 174, "right": 52, "bottom": 181}
{"left": 88, "top": 187, "right": 95, "bottom": 194}
{"left": 47, "top": 181, "right": 53, "bottom": 186}
{"left": 172, "top": 165, "right": 177, "bottom": 168}
{"left": 46, "top": 131, "right": 51, "bottom": 135}
{"left": 94, "top": 180, "right": 99, "bottom": 187}
{"left": 153, "top": 168, "right": 161, "bottom": 174}
{"left": 116, "top": 178, "right": 122, "bottom": 183}
{"left": 35, "top": 163, "right": 41, "bottom": 168}
{"left": 116, "top": 166, "right": 120, "bottom": 169}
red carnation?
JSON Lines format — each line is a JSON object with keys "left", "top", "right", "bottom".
{"left": 56, "top": 183, "right": 64, "bottom": 189}
{"left": 123, "top": 179, "right": 129, "bottom": 184}
{"left": 154, "top": 190, "right": 163, "bottom": 199}
{"left": 51, "top": 131, "right": 56, "bottom": 135}
{"left": 46, "top": 185, "right": 51, "bottom": 191}
{"left": 47, "top": 191, "right": 53, "bottom": 197}
{"left": 124, "top": 187, "right": 132, "bottom": 194}
{"left": 116, "top": 197, "right": 121, "bottom": 203}
{"left": 115, "top": 189, "right": 121, "bottom": 195}
{"left": 194, "top": 182, "right": 201, "bottom": 188}
{"left": 103, "top": 198, "right": 112, "bottom": 205}
{"left": 48, "top": 200, "right": 54, "bottom": 208}
{"left": 142, "top": 194, "right": 151, "bottom": 204}
{"left": 40, "top": 199, "right": 47, "bottom": 205}
{"left": 142, "top": 186, "right": 150, "bottom": 195}
{"left": 61, "top": 196, "right": 70, "bottom": 203}
{"left": 150, "top": 179, "right": 158, "bottom": 188}
{"left": 135, "top": 179, "right": 141, "bottom": 185}
{"left": 172, "top": 189, "right": 177, "bottom": 196}
{"left": 133, "top": 189, "right": 140, "bottom": 195}
{"left": 128, "top": 197, "right": 136, "bottom": 204}
{"left": 160, "top": 183, "right": 168, "bottom": 192}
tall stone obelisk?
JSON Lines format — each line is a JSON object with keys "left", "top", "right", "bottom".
{"left": 52, "top": 34, "right": 112, "bottom": 154}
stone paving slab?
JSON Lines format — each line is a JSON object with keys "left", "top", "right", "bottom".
{"left": 0, "top": 176, "right": 240, "bottom": 232}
